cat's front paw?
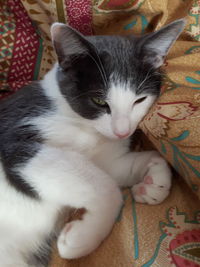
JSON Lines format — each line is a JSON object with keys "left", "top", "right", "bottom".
{"left": 132, "top": 157, "right": 172, "bottom": 205}
{"left": 57, "top": 220, "right": 102, "bottom": 259}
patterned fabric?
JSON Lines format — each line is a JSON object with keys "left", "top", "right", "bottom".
{"left": 155, "top": 207, "right": 200, "bottom": 266}
{"left": 0, "top": 0, "right": 92, "bottom": 99}
{"left": 65, "top": 0, "right": 93, "bottom": 35}
{"left": 50, "top": 177, "right": 200, "bottom": 267}
{"left": 8, "top": 0, "right": 40, "bottom": 91}
{"left": 1, "top": 0, "right": 200, "bottom": 266}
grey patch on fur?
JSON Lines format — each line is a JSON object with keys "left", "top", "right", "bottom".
{"left": 0, "top": 82, "right": 54, "bottom": 198}
{"left": 26, "top": 235, "right": 54, "bottom": 267}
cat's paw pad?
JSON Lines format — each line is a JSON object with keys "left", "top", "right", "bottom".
{"left": 57, "top": 220, "right": 101, "bottom": 259}
{"left": 132, "top": 180, "right": 170, "bottom": 205}
{"left": 132, "top": 158, "right": 172, "bottom": 205}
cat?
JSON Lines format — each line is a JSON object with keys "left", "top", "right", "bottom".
{"left": 0, "top": 18, "right": 185, "bottom": 266}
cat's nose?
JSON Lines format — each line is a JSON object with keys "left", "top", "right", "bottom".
{"left": 114, "top": 131, "right": 130, "bottom": 139}
{"left": 112, "top": 115, "right": 130, "bottom": 139}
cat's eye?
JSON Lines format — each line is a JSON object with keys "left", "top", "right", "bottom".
{"left": 134, "top": 96, "right": 147, "bottom": 104}
{"left": 91, "top": 97, "right": 107, "bottom": 107}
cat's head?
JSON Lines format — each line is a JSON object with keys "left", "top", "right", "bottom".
{"left": 51, "top": 19, "right": 185, "bottom": 140}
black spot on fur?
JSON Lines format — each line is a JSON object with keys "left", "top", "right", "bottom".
{"left": 0, "top": 82, "right": 53, "bottom": 199}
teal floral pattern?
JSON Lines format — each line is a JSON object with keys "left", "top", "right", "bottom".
{"left": 187, "top": 0, "right": 200, "bottom": 41}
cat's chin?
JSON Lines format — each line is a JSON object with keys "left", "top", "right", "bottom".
{"left": 96, "top": 131, "right": 118, "bottom": 140}
{"left": 99, "top": 132, "right": 131, "bottom": 141}
{"left": 98, "top": 129, "right": 135, "bottom": 140}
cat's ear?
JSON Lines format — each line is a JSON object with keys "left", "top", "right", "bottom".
{"left": 139, "top": 19, "right": 186, "bottom": 68}
{"left": 51, "top": 23, "right": 93, "bottom": 69}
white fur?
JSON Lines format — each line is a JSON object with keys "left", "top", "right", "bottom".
{"left": 0, "top": 65, "right": 171, "bottom": 265}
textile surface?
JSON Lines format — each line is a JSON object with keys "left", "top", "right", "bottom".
{"left": 0, "top": 0, "right": 200, "bottom": 266}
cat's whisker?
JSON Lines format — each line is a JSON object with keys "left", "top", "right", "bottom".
{"left": 137, "top": 67, "right": 163, "bottom": 91}
{"left": 87, "top": 53, "right": 108, "bottom": 87}
{"left": 93, "top": 49, "right": 108, "bottom": 85}
{"left": 69, "top": 93, "right": 89, "bottom": 102}
{"left": 137, "top": 66, "right": 155, "bottom": 91}
{"left": 69, "top": 90, "right": 105, "bottom": 103}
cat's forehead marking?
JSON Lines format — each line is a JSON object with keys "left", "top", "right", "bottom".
{"left": 109, "top": 73, "right": 131, "bottom": 89}
{"left": 107, "top": 79, "right": 136, "bottom": 114}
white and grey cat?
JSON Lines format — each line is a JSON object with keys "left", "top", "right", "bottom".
{"left": 0, "top": 19, "right": 185, "bottom": 266}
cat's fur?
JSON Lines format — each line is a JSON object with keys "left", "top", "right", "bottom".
{"left": 0, "top": 19, "right": 185, "bottom": 266}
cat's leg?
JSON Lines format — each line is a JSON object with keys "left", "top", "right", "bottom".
{"left": 104, "top": 150, "right": 171, "bottom": 205}
{"left": 57, "top": 168, "right": 122, "bottom": 259}
{"left": 22, "top": 146, "right": 122, "bottom": 259}
{"left": 56, "top": 154, "right": 122, "bottom": 259}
